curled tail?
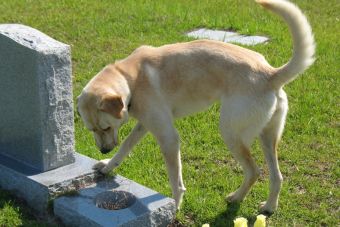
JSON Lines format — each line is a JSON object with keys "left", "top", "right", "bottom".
{"left": 256, "top": 0, "right": 315, "bottom": 88}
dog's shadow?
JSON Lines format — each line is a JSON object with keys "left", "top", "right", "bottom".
{"left": 210, "top": 202, "right": 256, "bottom": 227}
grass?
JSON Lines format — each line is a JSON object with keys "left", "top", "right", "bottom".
{"left": 0, "top": 190, "right": 53, "bottom": 227}
{"left": 0, "top": 0, "right": 339, "bottom": 226}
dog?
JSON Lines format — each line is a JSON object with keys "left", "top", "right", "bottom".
{"left": 77, "top": 0, "right": 315, "bottom": 214}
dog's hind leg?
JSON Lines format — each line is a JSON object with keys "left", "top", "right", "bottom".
{"left": 93, "top": 123, "right": 147, "bottom": 174}
{"left": 219, "top": 95, "right": 274, "bottom": 203}
{"left": 223, "top": 140, "right": 260, "bottom": 203}
{"left": 259, "top": 90, "right": 288, "bottom": 214}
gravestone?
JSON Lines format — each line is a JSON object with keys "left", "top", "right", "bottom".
{"left": 0, "top": 24, "right": 98, "bottom": 214}
{"left": 0, "top": 24, "right": 176, "bottom": 226}
{"left": 0, "top": 24, "right": 75, "bottom": 171}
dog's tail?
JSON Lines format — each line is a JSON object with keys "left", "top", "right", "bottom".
{"left": 256, "top": 0, "right": 315, "bottom": 88}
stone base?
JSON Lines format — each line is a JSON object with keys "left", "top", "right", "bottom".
{"left": 0, "top": 152, "right": 99, "bottom": 215}
{"left": 54, "top": 175, "right": 176, "bottom": 227}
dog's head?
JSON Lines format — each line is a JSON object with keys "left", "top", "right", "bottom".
{"left": 77, "top": 90, "right": 128, "bottom": 154}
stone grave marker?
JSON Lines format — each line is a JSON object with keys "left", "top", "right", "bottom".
{"left": 0, "top": 24, "right": 175, "bottom": 226}
{"left": 0, "top": 24, "right": 98, "bottom": 214}
{"left": 0, "top": 24, "right": 75, "bottom": 171}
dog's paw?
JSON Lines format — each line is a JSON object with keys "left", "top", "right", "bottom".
{"left": 258, "top": 201, "right": 276, "bottom": 215}
{"left": 92, "top": 159, "right": 111, "bottom": 174}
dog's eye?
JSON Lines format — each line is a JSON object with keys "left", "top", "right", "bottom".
{"left": 103, "top": 127, "right": 111, "bottom": 132}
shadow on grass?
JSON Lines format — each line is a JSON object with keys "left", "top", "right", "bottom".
{"left": 0, "top": 189, "right": 56, "bottom": 227}
{"left": 210, "top": 202, "right": 257, "bottom": 227}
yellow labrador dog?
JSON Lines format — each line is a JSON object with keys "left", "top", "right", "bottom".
{"left": 77, "top": 0, "right": 314, "bottom": 214}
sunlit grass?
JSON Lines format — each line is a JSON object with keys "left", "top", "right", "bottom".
{"left": 0, "top": 0, "right": 339, "bottom": 226}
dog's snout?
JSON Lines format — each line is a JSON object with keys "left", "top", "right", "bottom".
{"left": 100, "top": 147, "right": 112, "bottom": 154}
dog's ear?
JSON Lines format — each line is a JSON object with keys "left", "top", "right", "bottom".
{"left": 99, "top": 95, "right": 124, "bottom": 119}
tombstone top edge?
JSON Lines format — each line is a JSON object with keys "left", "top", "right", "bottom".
{"left": 0, "top": 24, "right": 69, "bottom": 52}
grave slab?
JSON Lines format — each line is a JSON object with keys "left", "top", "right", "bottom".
{"left": 0, "top": 152, "right": 99, "bottom": 214}
{"left": 186, "top": 28, "right": 269, "bottom": 45}
{"left": 54, "top": 175, "right": 176, "bottom": 227}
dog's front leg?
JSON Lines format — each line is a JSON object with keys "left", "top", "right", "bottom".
{"left": 156, "top": 129, "right": 186, "bottom": 210}
{"left": 93, "top": 123, "right": 147, "bottom": 174}
{"left": 163, "top": 149, "right": 186, "bottom": 210}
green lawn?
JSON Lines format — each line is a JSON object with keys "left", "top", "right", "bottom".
{"left": 0, "top": 0, "right": 339, "bottom": 226}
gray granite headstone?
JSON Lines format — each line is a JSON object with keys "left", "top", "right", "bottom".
{"left": 0, "top": 24, "right": 75, "bottom": 171}
{"left": 0, "top": 24, "right": 99, "bottom": 215}
{"left": 0, "top": 25, "right": 176, "bottom": 224}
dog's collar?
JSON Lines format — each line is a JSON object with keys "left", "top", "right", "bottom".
{"left": 127, "top": 99, "right": 132, "bottom": 112}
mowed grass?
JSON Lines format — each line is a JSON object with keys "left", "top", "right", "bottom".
{"left": 0, "top": 0, "right": 339, "bottom": 226}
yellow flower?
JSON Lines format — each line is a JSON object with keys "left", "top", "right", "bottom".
{"left": 234, "top": 217, "right": 248, "bottom": 227}
{"left": 254, "top": 214, "right": 266, "bottom": 227}
{"left": 202, "top": 224, "right": 210, "bottom": 227}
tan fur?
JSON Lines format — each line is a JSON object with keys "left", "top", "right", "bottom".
{"left": 99, "top": 95, "right": 124, "bottom": 119}
{"left": 77, "top": 0, "right": 315, "bottom": 213}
